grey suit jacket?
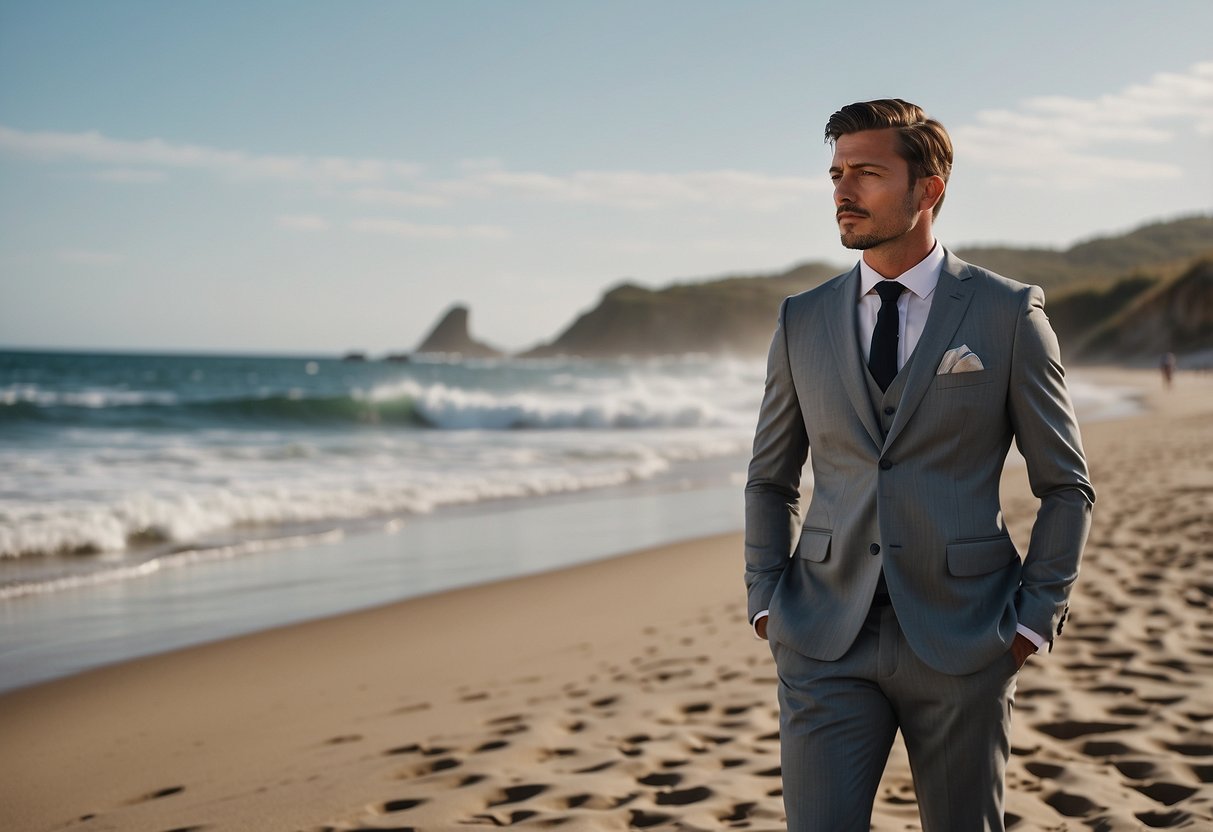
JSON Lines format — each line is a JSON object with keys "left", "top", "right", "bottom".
{"left": 744, "top": 249, "right": 1095, "bottom": 675}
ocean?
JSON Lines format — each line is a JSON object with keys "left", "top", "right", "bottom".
{"left": 0, "top": 350, "right": 765, "bottom": 690}
{"left": 0, "top": 349, "right": 1138, "bottom": 691}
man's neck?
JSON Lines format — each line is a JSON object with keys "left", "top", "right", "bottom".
{"left": 862, "top": 226, "right": 936, "bottom": 278}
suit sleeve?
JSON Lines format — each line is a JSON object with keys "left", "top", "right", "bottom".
{"left": 1007, "top": 285, "right": 1095, "bottom": 645}
{"left": 744, "top": 297, "right": 809, "bottom": 624}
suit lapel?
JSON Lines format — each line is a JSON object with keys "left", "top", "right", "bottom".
{"left": 881, "top": 251, "right": 975, "bottom": 451}
{"left": 824, "top": 265, "right": 884, "bottom": 448}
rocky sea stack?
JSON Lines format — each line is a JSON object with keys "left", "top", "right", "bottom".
{"left": 414, "top": 305, "right": 503, "bottom": 359}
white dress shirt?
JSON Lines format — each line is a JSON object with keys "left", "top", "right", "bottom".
{"left": 856, "top": 240, "right": 945, "bottom": 367}
{"left": 753, "top": 242, "right": 1043, "bottom": 652}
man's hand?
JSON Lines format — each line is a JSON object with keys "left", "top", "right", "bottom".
{"left": 1010, "top": 632, "right": 1036, "bottom": 670}
{"left": 755, "top": 615, "right": 769, "bottom": 640}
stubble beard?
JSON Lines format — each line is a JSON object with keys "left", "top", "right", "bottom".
{"left": 839, "top": 188, "right": 919, "bottom": 251}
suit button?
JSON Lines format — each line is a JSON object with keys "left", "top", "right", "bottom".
{"left": 879, "top": 459, "right": 893, "bottom": 470}
{"left": 883, "top": 406, "right": 895, "bottom": 415}
{"left": 870, "top": 543, "right": 880, "bottom": 555}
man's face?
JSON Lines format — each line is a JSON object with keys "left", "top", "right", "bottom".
{"left": 829, "top": 128, "right": 922, "bottom": 250}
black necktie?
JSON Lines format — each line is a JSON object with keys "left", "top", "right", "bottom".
{"left": 868, "top": 281, "right": 906, "bottom": 392}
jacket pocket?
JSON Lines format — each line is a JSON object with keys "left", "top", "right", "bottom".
{"left": 933, "top": 369, "right": 993, "bottom": 389}
{"left": 798, "top": 528, "right": 831, "bottom": 562}
{"left": 946, "top": 535, "right": 1019, "bottom": 577}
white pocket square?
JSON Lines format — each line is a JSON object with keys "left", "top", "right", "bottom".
{"left": 936, "top": 344, "right": 985, "bottom": 375}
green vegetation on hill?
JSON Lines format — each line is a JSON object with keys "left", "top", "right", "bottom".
{"left": 956, "top": 215, "right": 1213, "bottom": 290}
{"left": 519, "top": 262, "right": 839, "bottom": 358}
{"left": 1076, "top": 258, "right": 1213, "bottom": 360}
{"left": 1043, "top": 273, "right": 1159, "bottom": 350}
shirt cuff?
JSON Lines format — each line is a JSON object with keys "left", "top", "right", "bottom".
{"left": 751, "top": 610, "right": 769, "bottom": 639}
{"left": 1016, "top": 623, "right": 1045, "bottom": 651}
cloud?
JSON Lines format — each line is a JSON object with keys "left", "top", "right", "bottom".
{"left": 0, "top": 125, "right": 423, "bottom": 184}
{"left": 347, "top": 218, "right": 508, "bottom": 240}
{"left": 92, "top": 168, "right": 166, "bottom": 184}
{"left": 954, "top": 60, "right": 1213, "bottom": 188}
{"left": 277, "top": 215, "right": 331, "bottom": 232}
{"left": 57, "top": 249, "right": 123, "bottom": 265}
{"left": 0, "top": 123, "right": 823, "bottom": 215}
{"left": 436, "top": 167, "right": 826, "bottom": 212}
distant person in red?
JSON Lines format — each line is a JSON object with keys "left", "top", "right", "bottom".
{"left": 1160, "top": 352, "right": 1176, "bottom": 388}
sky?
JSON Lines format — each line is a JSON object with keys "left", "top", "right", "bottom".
{"left": 1, "top": 1, "right": 1211, "bottom": 355}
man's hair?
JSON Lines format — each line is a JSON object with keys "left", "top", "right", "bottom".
{"left": 825, "top": 99, "right": 953, "bottom": 218}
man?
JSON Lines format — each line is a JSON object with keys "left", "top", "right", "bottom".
{"left": 744, "top": 99, "right": 1094, "bottom": 831}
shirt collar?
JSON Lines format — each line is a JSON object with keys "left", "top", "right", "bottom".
{"left": 858, "top": 240, "right": 945, "bottom": 301}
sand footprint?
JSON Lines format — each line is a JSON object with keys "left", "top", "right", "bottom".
{"left": 653, "top": 785, "right": 713, "bottom": 806}
{"left": 1081, "top": 739, "right": 1137, "bottom": 757}
{"left": 637, "top": 772, "right": 682, "bottom": 787}
{"left": 128, "top": 786, "right": 185, "bottom": 805}
{"left": 1135, "top": 809, "right": 1195, "bottom": 828}
{"left": 487, "top": 784, "right": 549, "bottom": 807}
{"left": 1141, "top": 695, "right": 1186, "bottom": 705}
{"left": 1043, "top": 790, "right": 1099, "bottom": 817}
{"left": 1114, "top": 759, "right": 1157, "bottom": 779}
{"left": 475, "top": 740, "right": 510, "bottom": 752}
{"left": 1189, "top": 763, "right": 1213, "bottom": 783}
{"left": 628, "top": 809, "right": 673, "bottom": 828}
{"left": 1033, "top": 720, "right": 1136, "bottom": 740}
{"left": 1133, "top": 782, "right": 1198, "bottom": 805}
{"left": 467, "top": 808, "right": 541, "bottom": 826}
{"left": 558, "top": 792, "right": 623, "bottom": 811}
{"left": 1023, "top": 762, "right": 1065, "bottom": 779}
{"left": 396, "top": 756, "right": 462, "bottom": 779}
{"left": 380, "top": 798, "right": 426, "bottom": 812}
{"left": 1086, "top": 683, "right": 1135, "bottom": 695}
{"left": 719, "top": 801, "right": 757, "bottom": 822}
{"left": 487, "top": 713, "right": 527, "bottom": 725}
{"left": 571, "top": 760, "right": 616, "bottom": 774}
{"left": 1165, "top": 741, "right": 1213, "bottom": 756}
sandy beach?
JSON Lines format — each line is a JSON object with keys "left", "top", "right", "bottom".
{"left": 1, "top": 368, "right": 1210, "bottom": 832}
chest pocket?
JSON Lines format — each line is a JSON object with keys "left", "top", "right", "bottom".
{"left": 933, "top": 369, "right": 992, "bottom": 389}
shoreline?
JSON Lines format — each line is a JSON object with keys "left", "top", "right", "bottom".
{"left": 0, "top": 368, "right": 1146, "bottom": 695}
{"left": 1, "top": 367, "right": 1210, "bottom": 831}
{"left": 0, "top": 464, "right": 748, "bottom": 694}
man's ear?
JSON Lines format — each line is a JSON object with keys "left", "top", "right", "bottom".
{"left": 918, "top": 175, "right": 945, "bottom": 214}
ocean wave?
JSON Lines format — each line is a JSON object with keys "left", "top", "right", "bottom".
{"left": 0, "top": 450, "right": 684, "bottom": 560}
{"left": 0, "top": 529, "right": 346, "bottom": 600}
{"left": 0, "top": 376, "right": 748, "bottom": 431}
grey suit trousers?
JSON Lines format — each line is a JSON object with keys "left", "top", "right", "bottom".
{"left": 773, "top": 602, "right": 1017, "bottom": 832}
